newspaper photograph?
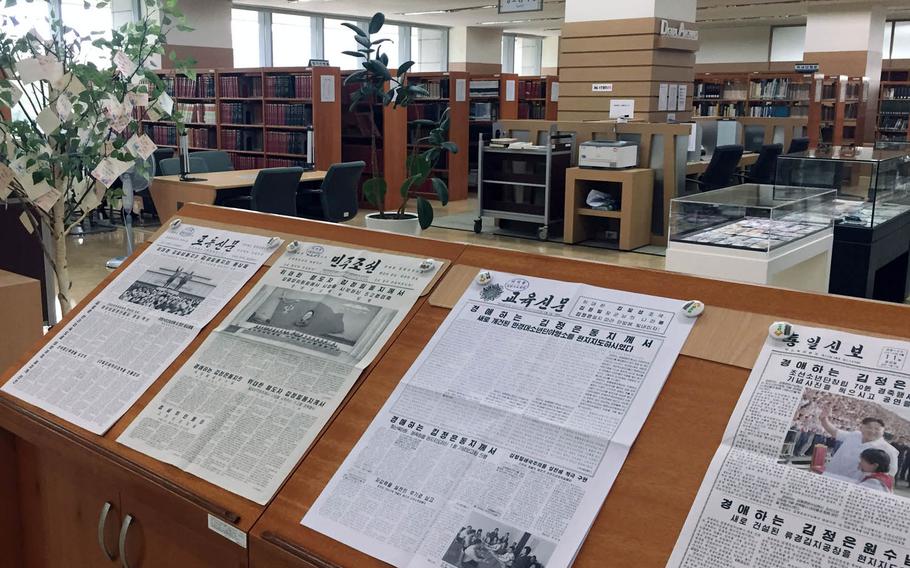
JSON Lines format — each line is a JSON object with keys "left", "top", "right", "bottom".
{"left": 1, "top": 225, "right": 275, "bottom": 435}
{"left": 668, "top": 325, "right": 910, "bottom": 568}
{"left": 302, "top": 270, "right": 696, "bottom": 568}
{"left": 117, "top": 244, "right": 441, "bottom": 505}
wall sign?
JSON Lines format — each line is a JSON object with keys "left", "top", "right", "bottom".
{"left": 659, "top": 19, "right": 698, "bottom": 41}
{"left": 794, "top": 63, "right": 819, "bottom": 74}
{"left": 592, "top": 83, "right": 613, "bottom": 93}
{"left": 499, "top": 0, "right": 543, "bottom": 14}
{"left": 308, "top": 59, "right": 330, "bottom": 67}
{"left": 609, "top": 99, "right": 634, "bottom": 119}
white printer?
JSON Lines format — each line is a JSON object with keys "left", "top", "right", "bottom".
{"left": 578, "top": 140, "right": 638, "bottom": 169}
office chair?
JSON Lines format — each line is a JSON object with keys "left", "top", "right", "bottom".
{"left": 158, "top": 157, "right": 208, "bottom": 176}
{"left": 787, "top": 137, "right": 809, "bottom": 154}
{"left": 300, "top": 161, "right": 365, "bottom": 223}
{"left": 192, "top": 150, "right": 234, "bottom": 172}
{"left": 244, "top": 167, "right": 304, "bottom": 215}
{"left": 687, "top": 144, "right": 743, "bottom": 192}
{"left": 737, "top": 143, "right": 782, "bottom": 185}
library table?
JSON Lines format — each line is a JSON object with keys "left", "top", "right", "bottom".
{"left": 150, "top": 169, "right": 327, "bottom": 221}
{"left": 685, "top": 151, "right": 759, "bottom": 175}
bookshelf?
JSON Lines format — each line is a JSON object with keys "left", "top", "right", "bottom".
{"left": 877, "top": 69, "right": 910, "bottom": 142}
{"left": 693, "top": 73, "right": 810, "bottom": 118}
{"left": 406, "top": 72, "right": 470, "bottom": 202}
{"left": 807, "top": 74, "right": 867, "bottom": 147}
{"left": 150, "top": 67, "right": 341, "bottom": 172}
{"left": 468, "top": 73, "right": 518, "bottom": 188}
{"left": 517, "top": 75, "right": 558, "bottom": 120}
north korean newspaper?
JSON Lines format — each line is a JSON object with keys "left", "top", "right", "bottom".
{"left": 302, "top": 270, "right": 696, "bottom": 568}
{"left": 118, "top": 244, "right": 441, "bottom": 505}
{"left": 1, "top": 224, "right": 274, "bottom": 435}
{"left": 669, "top": 325, "right": 910, "bottom": 568}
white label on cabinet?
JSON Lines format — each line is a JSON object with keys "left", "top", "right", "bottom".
{"left": 677, "top": 84, "right": 688, "bottom": 111}
{"left": 320, "top": 75, "right": 335, "bottom": 103}
{"left": 550, "top": 81, "right": 559, "bottom": 102}
{"left": 456, "top": 78, "right": 467, "bottom": 102}
{"left": 207, "top": 514, "right": 248, "bottom": 548}
{"left": 592, "top": 83, "right": 613, "bottom": 93}
{"left": 668, "top": 84, "right": 679, "bottom": 111}
{"left": 658, "top": 83, "right": 669, "bottom": 111}
{"left": 505, "top": 79, "right": 516, "bottom": 101}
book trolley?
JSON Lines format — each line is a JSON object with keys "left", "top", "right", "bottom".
{"left": 0, "top": 203, "right": 908, "bottom": 568}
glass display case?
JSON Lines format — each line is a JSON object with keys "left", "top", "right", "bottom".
{"left": 669, "top": 184, "right": 837, "bottom": 252}
{"left": 775, "top": 147, "right": 910, "bottom": 229}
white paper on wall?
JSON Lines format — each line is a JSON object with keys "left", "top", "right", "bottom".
{"left": 609, "top": 99, "right": 635, "bottom": 119}
{"left": 668, "top": 84, "right": 679, "bottom": 111}
{"left": 677, "top": 84, "right": 688, "bottom": 112}
{"left": 320, "top": 75, "right": 336, "bottom": 103}
{"left": 505, "top": 79, "right": 516, "bottom": 101}
{"left": 455, "top": 78, "right": 466, "bottom": 102}
{"left": 658, "top": 83, "right": 669, "bottom": 111}
{"left": 550, "top": 81, "right": 559, "bottom": 102}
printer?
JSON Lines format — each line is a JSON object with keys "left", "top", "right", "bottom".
{"left": 578, "top": 140, "right": 638, "bottom": 169}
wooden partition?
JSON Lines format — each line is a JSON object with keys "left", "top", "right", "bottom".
{"left": 248, "top": 228, "right": 910, "bottom": 568}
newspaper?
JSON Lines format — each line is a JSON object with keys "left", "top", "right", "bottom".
{"left": 117, "top": 244, "right": 441, "bottom": 505}
{"left": 668, "top": 325, "right": 910, "bottom": 568}
{"left": 1, "top": 225, "right": 274, "bottom": 435}
{"left": 302, "top": 270, "right": 696, "bottom": 568}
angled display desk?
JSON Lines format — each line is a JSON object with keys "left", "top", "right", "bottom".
{"left": 247, "top": 243, "right": 910, "bottom": 567}
{"left": 0, "top": 203, "right": 464, "bottom": 568}
{"left": 150, "top": 169, "right": 328, "bottom": 222}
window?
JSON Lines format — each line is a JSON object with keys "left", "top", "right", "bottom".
{"left": 370, "top": 24, "right": 399, "bottom": 69}
{"left": 770, "top": 26, "right": 805, "bottom": 62}
{"left": 231, "top": 9, "right": 261, "bottom": 68}
{"left": 1, "top": 0, "right": 51, "bottom": 40}
{"left": 61, "top": 0, "right": 113, "bottom": 67}
{"left": 515, "top": 36, "right": 542, "bottom": 75}
{"left": 883, "top": 21, "right": 894, "bottom": 59}
{"left": 411, "top": 27, "right": 446, "bottom": 72}
{"left": 324, "top": 18, "right": 364, "bottom": 71}
{"left": 893, "top": 21, "right": 910, "bottom": 59}
{"left": 272, "top": 13, "right": 312, "bottom": 67}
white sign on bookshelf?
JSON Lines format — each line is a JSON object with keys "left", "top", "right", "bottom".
{"left": 320, "top": 75, "right": 335, "bottom": 103}
{"left": 592, "top": 83, "right": 613, "bottom": 93}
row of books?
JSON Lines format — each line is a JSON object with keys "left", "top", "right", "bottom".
{"left": 407, "top": 102, "right": 446, "bottom": 121}
{"left": 267, "top": 157, "right": 310, "bottom": 168}
{"left": 469, "top": 102, "right": 497, "bottom": 121}
{"left": 176, "top": 103, "right": 216, "bottom": 125}
{"left": 162, "top": 74, "right": 215, "bottom": 98}
{"left": 749, "top": 105, "right": 795, "bottom": 117}
{"left": 265, "top": 131, "right": 314, "bottom": 158}
{"left": 517, "top": 80, "right": 547, "bottom": 99}
{"left": 219, "top": 75, "right": 263, "bottom": 98}
{"left": 143, "top": 124, "right": 215, "bottom": 148}
{"left": 220, "top": 103, "right": 261, "bottom": 125}
{"left": 221, "top": 129, "right": 262, "bottom": 152}
{"left": 229, "top": 154, "right": 265, "bottom": 169}
{"left": 518, "top": 101, "right": 548, "bottom": 119}
{"left": 413, "top": 79, "right": 448, "bottom": 99}
{"left": 265, "top": 103, "right": 312, "bottom": 126}
{"left": 879, "top": 116, "right": 909, "bottom": 131}
{"left": 748, "top": 78, "right": 805, "bottom": 100}
{"left": 694, "top": 102, "right": 745, "bottom": 117}
{"left": 265, "top": 74, "right": 313, "bottom": 99}
{"left": 882, "top": 86, "right": 910, "bottom": 100}
{"left": 469, "top": 80, "right": 499, "bottom": 98}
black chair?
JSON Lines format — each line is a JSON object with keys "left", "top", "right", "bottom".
{"left": 300, "top": 161, "right": 365, "bottom": 223}
{"left": 738, "top": 143, "right": 782, "bottom": 185}
{"left": 247, "top": 167, "right": 305, "bottom": 215}
{"left": 688, "top": 144, "right": 743, "bottom": 192}
{"left": 158, "top": 157, "right": 208, "bottom": 176}
{"left": 192, "top": 150, "right": 234, "bottom": 172}
{"left": 787, "top": 137, "right": 809, "bottom": 154}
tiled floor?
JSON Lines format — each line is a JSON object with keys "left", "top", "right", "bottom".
{"left": 66, "top": 197, "right": 665, "bottom": 305}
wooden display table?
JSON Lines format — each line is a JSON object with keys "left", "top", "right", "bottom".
{"left": 150, "top": 169, "right": 327, "bottom": 221}
{"left": 0, "top": 204, "right": 465, "bottom": 568}
{"left": 563, "top": 166, "right": 653, "bottom": 250}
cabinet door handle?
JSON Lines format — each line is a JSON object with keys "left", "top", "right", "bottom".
{"left": 118, "top": 514, "right": 134, "bottom": 568}
{"left": 97, "top": 501, "right": 117, "bottom": 561}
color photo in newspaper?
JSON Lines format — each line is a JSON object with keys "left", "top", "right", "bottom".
{"left": 669, "top": 325, "right": 910, "bottom": 568}
{"left": 302, "top": 270, "right": 696, "bottom": 568}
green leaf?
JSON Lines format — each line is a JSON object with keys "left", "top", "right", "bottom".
{"left": 342, "top": 50, "right": 367, "bottom": 59}
{"left": 430, "top": 177, "right": 449, "bottom": 206}
{"left": 410, "top": 119, "right": 436, "bottom": 128}
{"left": 368, "top": 12, "right": 385, "bottom": 35}
{"left": 366, "top": 59, "right": 391, "bottom": 82}
{"left": 378, "top": 52, "right": 389, "bottom": 67}
{"left": 341, "top": 22, "right": 367, "bottom": 38}
{"left": 362, "top": 177, "right": 387, "bottom": 209}
{"left": 416, "top": 196, "right": 433, "bottom": 230}
{"left": 344, "top": 69, "right": 367, "bottom": 85}
{"left": 354, "top": 35, "right": 371, "bottom": 49}
{"left": 371, "top": 38, "right": 392, "bottom": 46}
{"left": 407, "top": 154, "right": 430, "bottom": 180}
{"left": 441, "top": 141, "right": 458, "bottom": 154}
{"left": 396, "top": 61, "right": 415, "bottom": 76}
{"left": 399, "top": 174, "right": 421, "bottom": 200}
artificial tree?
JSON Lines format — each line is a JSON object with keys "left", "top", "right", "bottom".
{"left": 342, "top": 12, "right": 458, "bottom": 229}
{"left": 0, "top": 0, "right": 192, "bottom": 316}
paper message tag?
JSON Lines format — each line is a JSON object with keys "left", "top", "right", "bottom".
{"left": 125, "top": 134, "right": 157, "bottom": 160}
{"left": 157, "top": 91, "right": 174, "bottom": 115}
{"left": 56, "top": 95, "right": 73, "bottom": 121}
{"left": 113, "top": 51, "right": 138, "bottom": 77}
{"left": 91, "top": 158, "right": 133, "bottom": 188}
{"left": 19, "top": 211, "right": 34, "bottom": 234}
{"left": 34, "top": 186, "right": 61, "bottom": 212}
{"left": 0, "top": 163, "right": 14, "bottom": 200}
{"left": 17, "top": 55, "right": 64, "bottom": 85}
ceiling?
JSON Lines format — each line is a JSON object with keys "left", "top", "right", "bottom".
{"left": 233, "top": 0, "right": 910, "bottom": 34}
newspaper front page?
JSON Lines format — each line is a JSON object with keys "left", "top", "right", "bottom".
{"left": 669, "top": 325, "right": 910, "bottom": 568}
{"left": 2, "top": 225, "right": 274, "bottom": 435}
{"left": 302, "top": 270, "right": 696, "bottom": 568}
{"left": 118, "top": 244, "right": 441, "bottom": 505}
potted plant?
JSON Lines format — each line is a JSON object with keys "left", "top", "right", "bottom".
{"left": 342, "top": 12, "right": 457, "bottom": 235}
{"left": 0, "top": 0, "right": 192, "bottom": 317}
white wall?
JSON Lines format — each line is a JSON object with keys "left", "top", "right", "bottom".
{"left": 449, "top": 26, "right": 467, "bottom": 62}
{"left": 565, "top": 0, "right": 695, "bottom": 23}
{"left": 770, "top": 26, "right": 805, "bottom": 62}
{"left": 696, "top": 26, "right": 771, "bottom": 64}
{"left": 542, "top": 36, "right": 559, "bottom": 69}
{"left": 805, "top": 6, "right": 882, "bottom": 53}
{"left": 170, "top": 0, "right": 232, "bottom": 48}
{"left": 464, "top": 27, "right": 503, "bottom": 65}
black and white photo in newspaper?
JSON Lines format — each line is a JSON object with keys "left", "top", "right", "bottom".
{"left": 117, "top": 244, "right": 441, "bottom": 505}
{"left": 668, "top": 325, "right": 910, "bottom": 568}
{"left": 2, "top": 225, "right": 275, "bottom": 435}
{"left": 302, "top": 270, "right": 696, "bottom": 568}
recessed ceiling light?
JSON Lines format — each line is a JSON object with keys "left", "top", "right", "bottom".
{"left": 399, "top": 4, "right": 496, "bottom": 16}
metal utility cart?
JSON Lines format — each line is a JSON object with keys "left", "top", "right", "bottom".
{"left": 475, "top": 125, "right": 573, "bottom": 240}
